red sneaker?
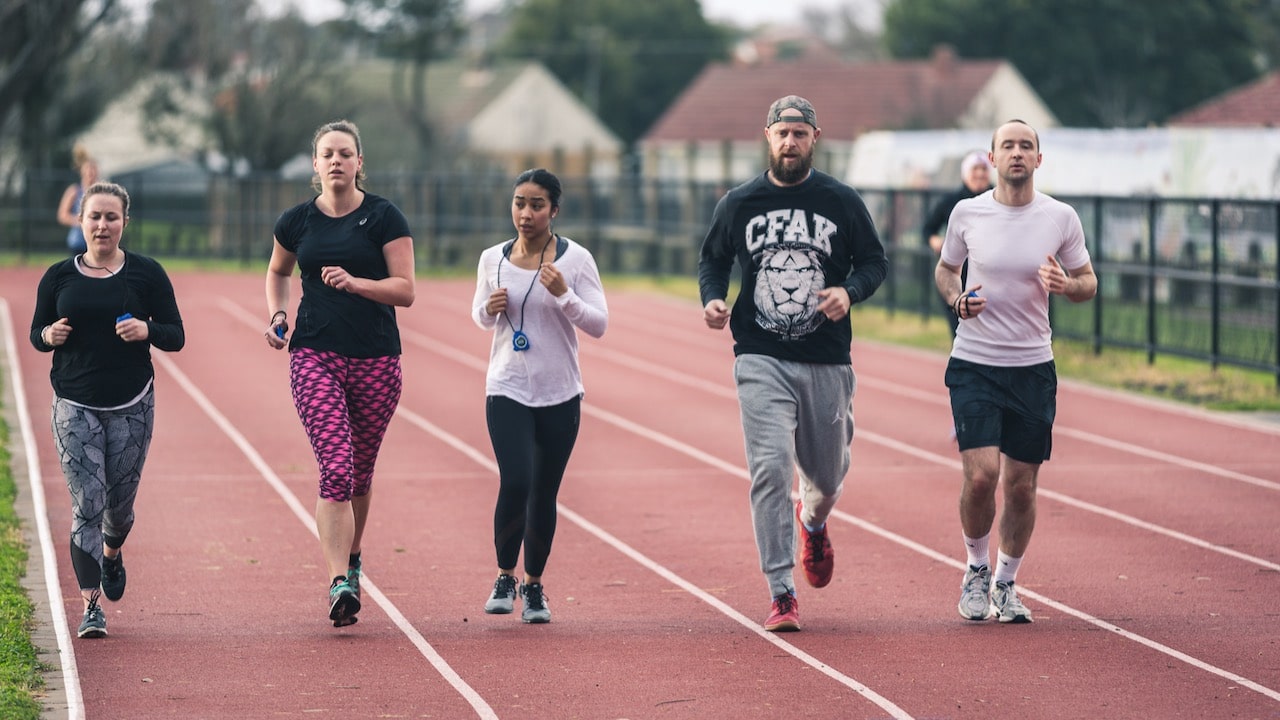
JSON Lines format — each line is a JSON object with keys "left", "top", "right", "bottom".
{"left": 797, "top": 501, "right": 834, "bottom": 588}
{"left": 764, "top": 591, "right": 800, "bottom": 632}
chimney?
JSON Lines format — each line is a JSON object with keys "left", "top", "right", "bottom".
{"left": 931, "top": 44, "right": 956, "bottom": 76}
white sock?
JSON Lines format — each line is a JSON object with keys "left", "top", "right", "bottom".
{"left": 994, "top": 550, "right": 1022, "bottom": 584}
{"left": 798, "top": 504, "right": 824, "bottom": 533}
{"left": 963, "top": 533, "right": 990, "bottom": 569}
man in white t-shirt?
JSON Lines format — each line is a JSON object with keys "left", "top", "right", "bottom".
{"left": 934, "top": 119, "right": 1097, "bottom": 624}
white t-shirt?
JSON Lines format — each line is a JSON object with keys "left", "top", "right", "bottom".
{"left": 941, "top": 190, "right": 1091, "bottom": 366}
{"left": 471, "top": 237, "right": 608, "bottom": 406}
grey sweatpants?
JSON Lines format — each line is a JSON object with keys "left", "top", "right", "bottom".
{"left": 52, "top": 387, "right": 154, "bottom": 592}
{"left": 734, "top": 354, "right": 855, "bottom": 598}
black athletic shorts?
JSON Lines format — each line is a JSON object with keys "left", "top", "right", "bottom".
{"left": 944, "top": 357, "right": 1057, "bottom": 464}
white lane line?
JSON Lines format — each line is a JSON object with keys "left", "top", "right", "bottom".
{"left": 613, "top": 316, "right": 1280, "bottom": 439}
{"left": 584, "top": 344, "right": 1280, "bottom": 572}
{"left": 579, "top": 310, "right": 1280, "bottom": 487}
{"left": 227, "top": 301, "right": 914, "bottom": 719}
{"left": 855, "top": 430, "right": 1280, "bottom": 573}
{"left": 0, "top": 299, "right": 85, "bottom": 720}
{"left": 397, "top": 321, "right": 1280, "bottom": 706}
{"left": 200, "top": 300, "right": 497, "bottom": 719}
{"left": 391, "top": 398, "right": 915, "bottom": 720}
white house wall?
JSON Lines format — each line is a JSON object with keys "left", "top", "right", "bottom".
{"left": 847, "top": 127, "right": 1280, "bottom": 199}
{"left": 641, "top": 139, "right": 855, "bottom": 186}
{"left": 79, "top": 75, "right": 209, "bottom": 177}
{"left": 958, "top": 64, "right": 1058, "bottom": 132}
{"left": 470, "top": 65, "right": 621, "bottom": 166}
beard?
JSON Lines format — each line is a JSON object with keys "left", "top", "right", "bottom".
{"left": 769, "top": 146, "right": 815, "bottom": 185}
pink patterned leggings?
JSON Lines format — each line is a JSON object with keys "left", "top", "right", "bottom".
{"left": 290, "top": 348, "right": 402, "bottom": 502}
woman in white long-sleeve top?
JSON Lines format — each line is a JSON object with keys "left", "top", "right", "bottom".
{"left": 471, "top": 168, "right": 608, "bottom": 624}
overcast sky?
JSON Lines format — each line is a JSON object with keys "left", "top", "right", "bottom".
{"left": 236, "top": 0, "right": 881, "bottom": 30}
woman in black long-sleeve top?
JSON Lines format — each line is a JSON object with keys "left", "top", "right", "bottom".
{"left": 30, "top": 181, "right": 185, "bottom": 639}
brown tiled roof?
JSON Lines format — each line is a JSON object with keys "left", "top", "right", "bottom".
{"left": 1167, "top": 71, "right": 1280, "bottom": 127}
{"left": 642, "top": 50, "right": 1003, "bottom": 143}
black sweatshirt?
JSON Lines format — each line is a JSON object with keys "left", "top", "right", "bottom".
{"left": 30, "top": 252, "right": 184, "bottom": 407}
{"left": 698, "top": 170, "right": 887, "bottom": 364}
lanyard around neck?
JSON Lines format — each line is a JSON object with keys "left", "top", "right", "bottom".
{"left": 496, "top": 234, "right": 554, "bottom": 351}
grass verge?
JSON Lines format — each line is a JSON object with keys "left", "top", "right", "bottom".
{"left": 0, "top": 412, "right": 43, "bottom": 720}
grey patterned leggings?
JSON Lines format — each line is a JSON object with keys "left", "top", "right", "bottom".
{"left": 52, "top": 386, "right": 154, "bottom": 592}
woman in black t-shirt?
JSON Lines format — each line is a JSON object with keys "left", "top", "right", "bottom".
{"left": 264, "top": 119, "right": 416, "bottom": 628}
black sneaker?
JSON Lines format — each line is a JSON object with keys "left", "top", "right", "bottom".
{"left": 520, "top": 582, "right": 551, "bottom": 624}
{"left": 78, "top": 592, "right": 107, "bottom": 639}
{"left": 329, "top": 577, "right": 361, "bottom": 627}
{"left": 101, "top": 552, "right": 126, "bottom": 601}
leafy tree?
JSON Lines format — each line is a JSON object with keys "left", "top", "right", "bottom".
{"left": 141, "top": 0, "right": 346, "bottom": 173}
{"left": 882, "top": 0, "right": 1267, "bottom": 127}
{"left": 206, "top": 14, "right": 346, "bottom": 173}
{"left": 337, "top": 0, "right": 466, "bottom": 161}
{"left": 143, "top": 0, "right": 253, "bottom": 80}
{"left": 1246, "top": 0, "right": 1280, "bottom": 70}
{"left": 500, "top": 0, "right": 730, "bottom": 147}
{"left": 0, "top": 0, "right": 126, "bottom": 181}
{"left": 799, "top": 3, "right": 886, "bottom": 62}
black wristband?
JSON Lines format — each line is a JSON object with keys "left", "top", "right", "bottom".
{"left": 270, "top": 310, "right": 287, "bottom": 324}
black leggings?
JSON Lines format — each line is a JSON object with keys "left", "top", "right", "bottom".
{"left": 52, "top": 387, "right": 154, "bottom": 591}
{"left": 486, "top": 394, "right": 581, "bottom": 577}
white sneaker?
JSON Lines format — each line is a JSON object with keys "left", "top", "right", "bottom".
{"left": 957, "top": 565, "right": 994, "bottom": 621}
{"left": 993, "top": 580, "right": 1033, "bottom": 623}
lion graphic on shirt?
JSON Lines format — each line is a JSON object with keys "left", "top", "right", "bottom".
{"left": 754, "top": 243, "right": 826, "bottom": 339}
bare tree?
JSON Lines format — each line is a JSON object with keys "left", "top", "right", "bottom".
{"left": 141, "top": 0, "right": 347, "bottom": 173}
{"left": 338, "top": 0, "right": 465, "bottom": 162}
{"left": 0, "top": 0, "right": 121, "bottom": 177}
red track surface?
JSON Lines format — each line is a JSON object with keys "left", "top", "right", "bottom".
{"left": 2, "top": 267, "right": 1278, "bottom": 719}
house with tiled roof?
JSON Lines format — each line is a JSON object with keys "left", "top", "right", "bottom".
{"left": 81, "top": 59, "right": 622, "bottom": 181}
{"left": 343, "top": 58, "right": 623, "bottom": 177}
{"left": 1167, "top": 71, "right": 1280, "bottom": 127}
{"left": 638, "top": 46, "right": 1056, "bottom": 184}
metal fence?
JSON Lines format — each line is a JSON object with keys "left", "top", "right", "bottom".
{"left": 5, "top": 168, "right": 1278, "bottom": 383}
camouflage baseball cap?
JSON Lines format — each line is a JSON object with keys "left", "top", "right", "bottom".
{"left": 766, "top": 95, "right": 817, "bottom": 128}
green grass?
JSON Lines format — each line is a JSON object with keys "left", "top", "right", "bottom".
{"left": 0, "top": 410, "right": 44, "bottom": 720}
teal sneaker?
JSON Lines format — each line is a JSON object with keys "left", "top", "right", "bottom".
{"left": 77, "top": 591, "right": 107, "bottom": 639}
{"left": 346, "top": 555, "right": 362, "bottom": 600}
{"left": 329, "top": 577, "right": 361, "bottom": 627}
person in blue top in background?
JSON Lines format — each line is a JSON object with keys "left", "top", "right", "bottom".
{"left": 56, "top": 144, "right": 100, "bottom": 254}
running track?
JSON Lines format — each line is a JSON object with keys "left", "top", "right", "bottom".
{"left": 1, "top": 267, "right": 1277, "bottom": 719}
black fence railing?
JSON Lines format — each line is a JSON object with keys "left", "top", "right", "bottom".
{"left": 4, "top": 169, "right": 1277, "bottom": 384}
